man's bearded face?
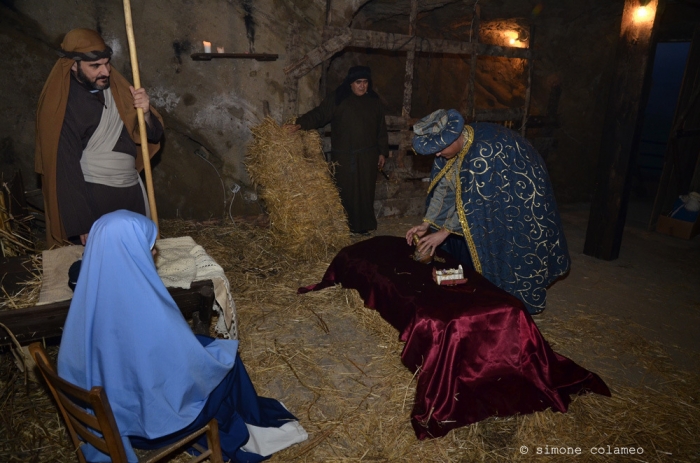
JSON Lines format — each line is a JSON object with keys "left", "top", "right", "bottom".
{"left": 73, "top": 58, "right": 111, "bottom": 90}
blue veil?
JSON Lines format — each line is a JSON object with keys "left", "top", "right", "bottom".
{"left": 57, "top": 210, "right": 239, "bottom": 461}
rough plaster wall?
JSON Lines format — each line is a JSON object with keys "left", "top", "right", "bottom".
{"left": 0, "top": 0, "right": 637, "bottom": 218}
{"left": 526, "top": 2, "right": 623, "bottom": 203}
{"left": 0, "top": 0, "right": 328, "bottom": 220}
{"left": 0, "top": 6, "right": 59, "bottom": 205}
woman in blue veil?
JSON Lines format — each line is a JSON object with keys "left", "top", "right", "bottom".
{"left": 58, "top": 210, "right": 307, "bottom": 462}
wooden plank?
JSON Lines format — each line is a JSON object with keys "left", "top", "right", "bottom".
{"left": 520, "top": 25, "right": 535, "bottom": 136}
{"left": 465, "top": 4, "right": 480, "bottom": 118}
{"left": 284, "top": 21, "right": 302, "bottom": 119}
{"left": 284, "top": 28, "right": 352, "bottom": 78}
{"left": 190, "top": 53, "right": 278, "bottom": 61}
{"left": 324, "top": 26, "right": 532, "bottom": 59}
{"left": 385, "top": 115, "right": 416, "bottom": 130}
{"left": 319, "top": 0, "right": 333, "bottom": 97}
{"left": 0, "top": 280, "right": 215, "bottom": 346}
{"left": 388, "top": 130, "right": 413, "bottom": 150}
{"left": 401, "top": 0, "right": 418, "bottom": 119}
{"left": 474, "top": 107, "right": 525, "bottom": 121}
{"left": 584, "top": 0, "right": 660, "bottom": 260}
{"left": 283, "top": 25, "right": 532, "bottom": 81}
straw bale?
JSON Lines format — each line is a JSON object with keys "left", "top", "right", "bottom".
{"left": 0, "top": 254, "right": 41, "bottom": 311}
{"left": 0, "top": 184, "right": 36, "bottom": 258}
{"left": 246, "top": 117, "right": 350, "bottom": 261}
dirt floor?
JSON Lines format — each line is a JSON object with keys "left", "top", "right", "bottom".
{"left": 1, "top": 202, "right": 699, "bottom": 462}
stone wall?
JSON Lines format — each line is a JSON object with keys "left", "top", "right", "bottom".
{"left": 0, "top": 0, "right": 329, "bottom": 220}
{"left": 1, "top": 0, "right": 687, "bottom": 224}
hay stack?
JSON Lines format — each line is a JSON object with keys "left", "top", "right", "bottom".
{"left": 0, "top": 188, "right": 35, "bottom": 257}
{"left": 247, "top": 117, "right": 350, "bottom": 260}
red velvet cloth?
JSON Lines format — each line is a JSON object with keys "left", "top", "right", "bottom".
{"left": 299, "top": 236, "right": 610, "bottom": 439}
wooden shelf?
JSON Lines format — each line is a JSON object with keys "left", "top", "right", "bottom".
{"left": 191, "top": 52, "right": 278, "bottom": 62}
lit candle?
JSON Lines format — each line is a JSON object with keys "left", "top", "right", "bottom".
{"left": 202, "top": 41, "right": 211, "bottom": 53}
{"left": 217, "top": 46, "right": 225, "bottom": 53}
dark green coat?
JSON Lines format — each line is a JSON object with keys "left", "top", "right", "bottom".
{"left": 296, "top": 92, "right": 389, "bottom": 233}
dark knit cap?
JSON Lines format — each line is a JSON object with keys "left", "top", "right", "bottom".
{"left": 345, "top": 66, "right": 372, "bottom": 84}
{"left": 335, "top": 65, "right": 376, "bottom": 104}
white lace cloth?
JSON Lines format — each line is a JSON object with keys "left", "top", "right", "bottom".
{"left": 37, "top": 237, "right": 238, "bottom": 340}
{"left": 155, "top": 237, "right": 238, "bottom": 339}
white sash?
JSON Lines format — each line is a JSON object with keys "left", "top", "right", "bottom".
{"left": 80, "top": 88, "right": 150, "bottom": 217}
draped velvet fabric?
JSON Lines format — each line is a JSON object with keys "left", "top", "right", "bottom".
{"left": 298, "top": 236, "right": 609, "bottom": 439}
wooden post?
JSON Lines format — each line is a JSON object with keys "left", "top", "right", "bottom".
{"left": 123, "top": 0, "right": 159, "bottom": 232}
{"left": 401, "top": 0, "right": 418, "bottom": 119}
{"left": 520, "top": 25, "right": 535, "bottom": 136}
{"left": 320, "top": 0, "right": 333, "bottom": 97}
{"left": 584, "top": 0, "right": 660, "bottom": 260}
{"left": 284, "top": 21, "right": 301, "bottom": 120}
{"left": 465, "top": 3, "right": 480, "bottom": 119}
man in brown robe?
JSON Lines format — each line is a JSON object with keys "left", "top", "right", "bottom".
{"left": 286, "top": 66, "right": 389, "bottom": 234}
{"left": 35, "top": 29, "right": 164, "bottom": 247}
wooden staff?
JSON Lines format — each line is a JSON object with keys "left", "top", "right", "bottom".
{"left": 122, "top": 0, "right": 159, "bottom": 233}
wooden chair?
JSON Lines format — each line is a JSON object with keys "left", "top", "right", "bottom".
{"left": 28, "top": 343, "right": 224, "bottom": 463}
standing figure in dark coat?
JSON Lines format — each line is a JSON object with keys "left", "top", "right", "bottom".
{"left": 35, "top": 28, "right": 164, "bottom": 247}
{"left": 285, "top": 66, "right": 389, "bottom": 234}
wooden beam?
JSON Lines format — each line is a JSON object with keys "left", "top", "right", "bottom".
{"left": 474, "top": 107, "right": 525, "bottom": 122}
{"left": 283, "top": 28, "right": 352, "bottom": 78}
{"left": 385, "top": 115, "right": 416, "bottom": 130}
{"left": 465, "top": 3, "right": 480, "bottom": 118}
{"left": 388, "top": 130, "right": 414, "bottom": 150}
{"left": 584, "top": 0, "right": 660, "bottom": 260}
{"left": 520, "top": 25, "right": 535, "bottom": 136}
{"left": 324, "top": 26, "right": 532, "bottom": 59}
{"left": 401, "top": 0, "right": 418, "bottom": 119}
{"left": 284, "top": 26, "right": 533, "bottom": 81}
{"left": 319, "top": 0, "right": 334, "bottom": 98}
{"left": 190, "top": 53, "right": 278, "bottom": 61}
{"left": 284, "top": 21, "right": 302, "bottom": 119}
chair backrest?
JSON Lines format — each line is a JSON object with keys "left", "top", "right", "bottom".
{"left": 28, "top": 342, "right": 130, "bottom": 463}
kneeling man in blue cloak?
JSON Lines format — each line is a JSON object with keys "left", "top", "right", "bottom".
{"left": 406, "top": 109, "right": 570, "bottom": 314}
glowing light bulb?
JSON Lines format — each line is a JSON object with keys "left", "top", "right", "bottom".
{"left": 634, "top": 6, "right": 649, "bottom": 21}
{"left": 509, "top": 38, "right": 516, "bottom": 45}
